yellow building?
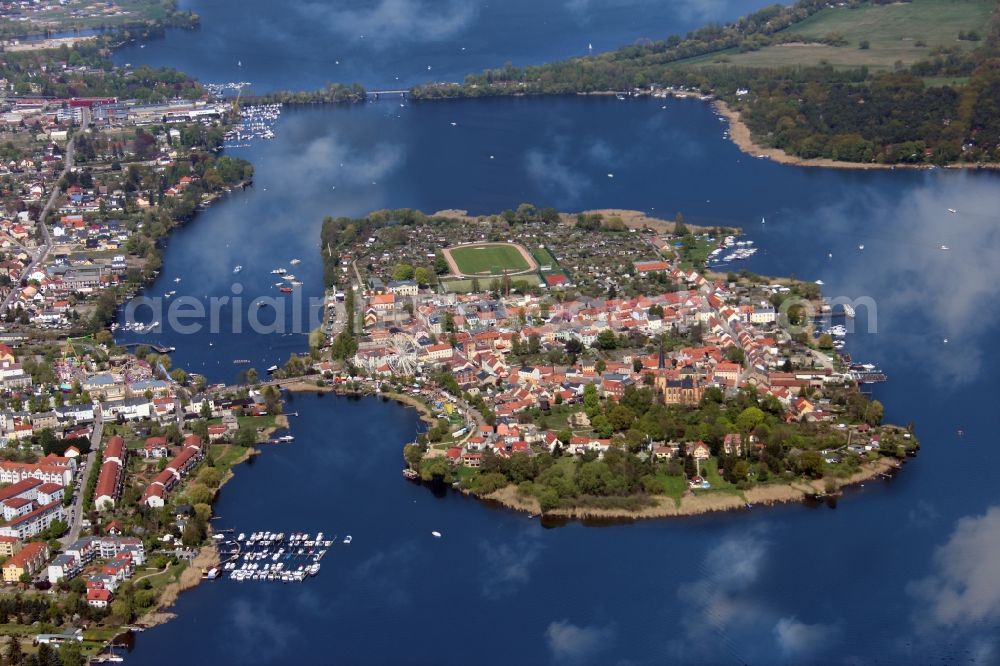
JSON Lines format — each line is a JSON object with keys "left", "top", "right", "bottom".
{"left": 2, "top": 542, "right": 48, "bottom": 583}
{"left": 0, "top": 536, "right": 22, "bottom": 559}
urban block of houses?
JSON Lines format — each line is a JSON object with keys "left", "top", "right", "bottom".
{"left": 48, "top": 536, "right": 146, "bottom": 584}
{"left": 1, "top": 541, "right": 49, "bottom": 583}
{"left": 140, "top": 435, "right": 204, "bottom": 508}
{"left": 94, "top": 436, "right": 127, "bottom": 511}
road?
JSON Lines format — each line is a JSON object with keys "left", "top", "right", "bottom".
{"left": 62, "top": 412, "right": 101, "bottom": 546}
{"left": 1, "top": 136, "right": 74, "bottom": 315}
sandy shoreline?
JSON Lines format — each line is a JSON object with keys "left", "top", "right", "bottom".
{"left": 714, "top": 100, "right": 1000, "bottom": 171}
{"left": 483, "top": 457, "right": 902, "bottom": 520}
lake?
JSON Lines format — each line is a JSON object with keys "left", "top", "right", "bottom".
{"left": 112, "top": 1, "right": 1000, "bottom": 664}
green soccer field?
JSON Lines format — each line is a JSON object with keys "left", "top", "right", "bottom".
{"left": 448, "top": 244, "right": 532, "bottom": 275}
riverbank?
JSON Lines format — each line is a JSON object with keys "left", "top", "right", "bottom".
{"left": 432, "top": 207, "right": 735, "bottom": 235}
{"left": 137, "top": 543, "right": 219, "bottom": 629}
{"left": 283, "top": 380, "right": 437, "bottom": 425}
{"left": 481, "top": 457, "right": 903, "bottom": 520}
{"left": 715, "top": 100, "right": 1000, "bottom": 171}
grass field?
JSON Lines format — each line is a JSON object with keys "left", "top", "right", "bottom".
{"left": 531, "top": 246, "right": 559, "bottom": 270}
{"left": 695, "top": 0, "right": 995, "bottom": 71}
{"left": 448, "top": 243, "right": 532, "bottom": 276}
{"left": 440, "top": 275, "right": 541, "bottom": 293}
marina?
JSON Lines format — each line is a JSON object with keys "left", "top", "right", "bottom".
{"left": 217, "top": 531, "right": 337, "bottom": 582}
{"left": 224, "top": 103, "right": 282, "bottom": 148}
{"left": 706, "top": 234, "right": 758, "bottom": 268}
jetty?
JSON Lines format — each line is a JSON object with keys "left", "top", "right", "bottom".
{"left": 217, "top": 531, "right": 337, "bottom": 582}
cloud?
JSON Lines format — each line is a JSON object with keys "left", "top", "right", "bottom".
{"left": 524, "top": 148, "right": 591, "bottom": 203}
{"left": 807, "top": 176, "right": 1000, "bottom": 385}
{"left": 773, "top": 617, "right": 839, "bottom": 658}
{"left": 586, "top": 139, "right": 616, "bottom": 165}
{"left": 544, "top": 619, "right": 616, "bottom": 663}
{"left": 479, "top": 535, "right": 543, "bottom": 599}
{"left": 564, "top": 0, "right": 729, "bottom": 24}
{"left": 301, "top": 0, "right": 477, "bottom": 45}
{"left": 671, "top": 529, "right": 770, "bottom": 660}
{"left": 228, "top": 597, "right": 301, "bottom": 659}
{"left": 347, "top": 542, "right": 420, "bottom": 609}
{"left": 909, "top": 505, "right": 1000, "bottom": 626}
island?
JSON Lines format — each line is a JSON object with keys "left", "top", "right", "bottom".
{"left": 314, "top": 206, "right": 918, "bottom": 519}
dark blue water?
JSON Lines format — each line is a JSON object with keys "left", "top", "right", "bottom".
{"left": 116, "top": 94, "right": 1000, "bottom": 665}
{"left": 112, "top": 1, "right": 1000, "bottom": 664}
{"left": 112, "top": 0, "right": 782, "bottom": 92}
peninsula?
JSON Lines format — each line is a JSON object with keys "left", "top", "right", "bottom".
{"left": 314, "top": 207, "right": 917, "bottom": 519}
{"left": 409, "top": 0, "right": 1000, "bottom": 168}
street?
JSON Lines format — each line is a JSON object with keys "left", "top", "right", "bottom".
{"left": 0, "top": 136, "right": 74, "bottom": 315}
{"left": 61, "top": 412, "right": 101, "bottom": 547}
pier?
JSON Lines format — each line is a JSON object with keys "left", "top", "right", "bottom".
{"left": 121, "top": 342, "right": 176, "bottom": 354}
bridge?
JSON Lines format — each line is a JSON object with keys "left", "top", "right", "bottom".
{"left": 120, "top": 342, "right": 176, "bottom": 354}
{"left": 367, "top": 90, "right": 409, "bottom": 99}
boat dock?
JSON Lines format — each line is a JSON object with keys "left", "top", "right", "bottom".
{"left": 849, "top": 371, "right": 888, "bottom": 384}
{"left": 217, "top": 531, "right": 345, "bottom": 582}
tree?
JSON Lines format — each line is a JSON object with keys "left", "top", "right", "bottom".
{"left": 330, "top": 331, "right": 358, "bottom": 360}
{"left": 725, "top": 346, "right": 745, "bottom": 365}
{"left": 198, "top": 467, "right": 223, "bottom": 488}
{"left": 796, "top": 450, "right": 824, "bottom": 478}
{"left": 865, "top": 399, "right": 884, "bottom": 426}
{"left": 5, "top": 636, "right": 22, "bottom": 665}
{"left": 309, "top": 326, "right": 326, "bottom": 349}
{"left": 235, "top": 427, "right": 258, "bottom": 447}
{"left": 59, "top": 641, "right": 85, "bottom": 666}
{"left": 181, "top": 516, "right": 207, "bottom": 547}
{"left": 608, "top": 404, "right": 636, "bottom": 431}
{"left": 583, "top": 383, "right": 600, "bottom": 416}
{"left": 674, "top": 212, "right": 688, "bottom": 236}
{"left": 413, "top": 267, "right": 432, "bottom": 285}
{"left": 391, "top": 263, "right": 414, "bottom": 281}
{"left": 37, "top": 643, "right": 60, "bottom": 666}
{"left": 595, "top": 329, "right": 617, "bottom": 350}
{"left": 591, "top": 414, "right": 613, "bottom": 438}
{"left": 736, "top": 406, "right": 765, "bottom": 434}
{"left": 185, "top": 483, "right": 214, "bottom": 505}
{"left": 527, "top": 333, "right": 541, "bottom": 355}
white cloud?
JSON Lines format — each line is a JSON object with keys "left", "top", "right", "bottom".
{"left": 564, "top": 0, "right": 729, "bottom": 24}
{"left": 524, "top": 148, "right": 591, "bottom": 203}
{"left": 300, "top": 0, "right": 477, "bottom": 46}
{"left": 479, "top": 535, "right": 543, "bottom": 599}
{"left": 774, "top": 617, "right": 839, "bottom": 658}
{"left": 228, "top": 597, "right": 301, "bottom": 659}
{"left": 909, "top": 505, "right": 1000, "bottom": 626}
{"left": 545, "top": 619, "right": 616, "bottom": 663}
{"left": 809, "top": 176, "right": 1000, "bottom": 385}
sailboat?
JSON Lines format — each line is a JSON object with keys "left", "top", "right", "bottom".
{"left": 761, "top": 216, "right": 765, "bottom": 224}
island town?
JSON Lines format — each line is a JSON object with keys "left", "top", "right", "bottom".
{"left": 315, "top": 206, "right": 916, "bottom": 518}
